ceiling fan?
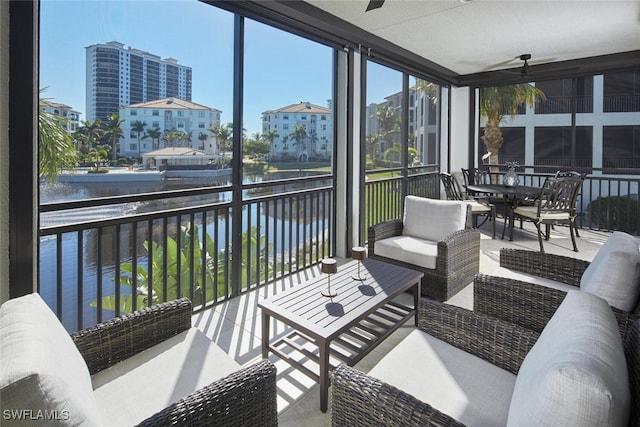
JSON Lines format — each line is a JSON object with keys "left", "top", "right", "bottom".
{"left": 485, "top": 53, "right": 582, "bottom": 82}
{"left": 366, "top": 0, "right": 385, "bottom": 12}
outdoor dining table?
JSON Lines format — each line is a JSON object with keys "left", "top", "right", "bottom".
{"left": 466, "top": 183, "right": 542, "bottom": 241}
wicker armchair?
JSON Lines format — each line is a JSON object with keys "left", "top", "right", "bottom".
{"left": 368, "top": 196, "right": 480, "bottom": 301}
{"left": 70, "top": 298, "right": 278, "bottom": 427}
{"left": 332, "top": 293, "right": 640, "bottom": 427}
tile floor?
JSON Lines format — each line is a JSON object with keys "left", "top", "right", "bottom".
{"left": 191, "top": 221, "right": 614, "bottom": 426}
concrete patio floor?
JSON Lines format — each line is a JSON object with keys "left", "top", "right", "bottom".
{"left": 191, "top": 221, "right": 614, "bottom": 426}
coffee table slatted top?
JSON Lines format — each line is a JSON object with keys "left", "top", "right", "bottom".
{"left": 259, "top": 258, "right": 424, "bottom": 339}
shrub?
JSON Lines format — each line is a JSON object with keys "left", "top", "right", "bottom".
{"left": 587, "top": 195, "right": 639, "bottom": 234}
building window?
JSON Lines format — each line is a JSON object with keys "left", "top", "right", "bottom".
{"left": 130, "top": 110, "right": 137, "bottom": 116}
{"left": 534, "top": 126, "right": 593, "bottom": 171}
{"left": 130, "top": 143, "right": 137, "bottom": 150}
{"left": 321, "top": 115, "right": 326, "bottom": 120}
{"left": 301, "top": 115, "right": 307, "bottom": 120}
{"left": 177, "top": 121, "right": 185, "bottom": 128}
{"left": 604, "top": 71, "right": 640, "bottom": 112}
{"left": 283, "top": 124, "right": 289, "bottom": 130}
{"left": 152, "top": 110, "right": 159, "bottom": 116}
{"left": 282, "top": 114, "right": 288, "bottom": 120}
{"left": 199, "top": 111, "right": 205, "bottom": 117}
{"left": 177, "top": 111, "right": 184, "bottom": 117}
{"left": 198, "top": 122, "right": 205, "bottom": 128}
{"left": 603, "top": 126, "right": 640, "bottom": 172}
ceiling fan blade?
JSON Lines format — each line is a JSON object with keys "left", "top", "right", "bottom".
{"left": 366, "top": 0, "right": 385, "bottom": 12}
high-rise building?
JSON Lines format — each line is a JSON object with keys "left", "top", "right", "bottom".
{"left": 85, "top": 41, "right": 192, "bottom": 122}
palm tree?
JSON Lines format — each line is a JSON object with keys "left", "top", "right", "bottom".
{"left": 289, "top": 124, "right": 308, "bottom": 161}
{"left": 262, "top": 129, "right": 279, "bottom": 160}
{"left": 39, "top": 92, "right": 77, "bottom": 183}
{"left": 104, "top": 113, "right": 125, "bottom": 160}
{"left": 480, "top": 84, "right": 546, "bottom": 166}
{"left": 147, "top": 127, "right": 162, "bottom": 150}
{"left": 80, "top": 118, "right": 103, "bottom": 150}
{"left": 365, "top": 134, "right": 381, "bottom": 164}
{"left": 130, "top": 120, "right": 147, "bottom": 158}
{"left": 209, "top": 123, "right": 233, "bottom": 158}
{"left": 308, "top": 130, "right": 319, "bottom": 157}
{"left": 198, "top": 132, "right": 208, "bottom": 150}
{"left": 373, "top": 103, "right": 400, "bottom": 154}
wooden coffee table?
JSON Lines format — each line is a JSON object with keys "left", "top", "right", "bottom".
{"left": 258, "top": 258, "right": 423, "bottom": 412}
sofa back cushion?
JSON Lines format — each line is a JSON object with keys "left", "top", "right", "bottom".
{"left": 0, "top": 293, "right": 101, "bottom": 426}
{"left": 507, "top": 290, "right": 630, "bottom": 427}
{"left": 580, "top": 231, "right": 640, "bottom": 312}
{"left": 403, "top": 196, "right": 467, "bottom": 242}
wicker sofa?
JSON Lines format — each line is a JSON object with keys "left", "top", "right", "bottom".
{"left": 368, "top": 196, "right": 480, "bottom": 301}
{"left": 332, "top": 292, "right": 639, "bottom": 427}
{"left": 474, "top": 231, "right": 640, "bottom": 335}
{"left": 0, "top": 294, "right": 277, "bottom": 427}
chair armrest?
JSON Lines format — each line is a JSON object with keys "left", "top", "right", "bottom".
{"left": 137, "top": 359, "right": 277, "bottom": 427}
{"left": 418, "top": 298, "right": 539, "bottom": 375}
{"left": 367, "top": 219, "right": 403, "bottom": 253}
{"left": 437, "top": 229, "right": 481, "bottom": 272}
{"left": 71, "top": 298, "right": 192, "bottom": 374}
{"left": 475, "top": 274, "right": 640, "bottom": 338}
{"left": 331, "top": 364, "right": 465, "bottom": 427}
{"left": 473, "top": 273, "right": 566, "bottom": 334}
{"left": 500, "top": 248, "right": 589, "bottom": 286}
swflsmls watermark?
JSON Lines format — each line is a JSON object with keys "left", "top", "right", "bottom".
{"left": 3, "top": 409, "right": 70, "bottom": 421}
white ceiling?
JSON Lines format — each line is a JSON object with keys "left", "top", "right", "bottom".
{"left": 304, "top": 0, "right": 640, "bottom": 77}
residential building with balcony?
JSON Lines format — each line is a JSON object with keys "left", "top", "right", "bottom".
{"left": 480, "top": 72, "right": 640, "bottom": 174}
{"left": 85, "top": 41, "right": 192, "bottom": 122}
{"left": 262, "top": 101, "right": 333, "bottom": 161}
{"left": 119, "top": 97, "right": 221, "bottom": 157}
{"left": 39, "top": 99, "right": 80, "bottom": 134}
{"left": 366, "top": 84, "right": 440, "bottom": 166}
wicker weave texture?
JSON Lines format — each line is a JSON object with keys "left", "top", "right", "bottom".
{"left": 71, "top": 298, "right": 192, "bottom": 375}
{"left": 418, "top": 297, "right": 539, "bottom": 375}
{"left": 331, "top": 364, "right": 465, "bottom": 427}
{"left": 368, "top": 220, "right": 480, "bottom": 302}
{"left": 473, "top": 273, "right": 568, "bottom": 333}
{"left": 137, "top": 359, "right": 278, "bottom": 427}
{"left": 500, "top": 248, "right": 589, "bottom": 286}
{"left": 625, "top": 321, "right": 640, "bottom": 427}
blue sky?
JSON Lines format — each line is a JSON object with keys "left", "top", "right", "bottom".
{"left": 40, "top": 0, "right": 402, "bottom": 135}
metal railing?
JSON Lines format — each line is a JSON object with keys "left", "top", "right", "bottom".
{"left": 40, "top": 179, "right": 333, "bottom": 332}
{"left": 364, "top": 167, "right": 440, "bottom": 232}
{"left": 481, "top": 165, "right": 640, "bottom": 235}
{"left": 40, "top": 163, "right": 640, "bottom": 332}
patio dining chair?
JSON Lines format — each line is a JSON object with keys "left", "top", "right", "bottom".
{"left": 554, "top": 170, "right": 587, "bottom": 236}
{"left": 512, "top": 176, "right": 584, "bottom": 252}
{"left": 440, "top": 172, "right": 495, "bottom": 238}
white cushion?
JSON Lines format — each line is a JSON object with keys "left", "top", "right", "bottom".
{"left": 92, "top": 327, "right": 241, "bottom": 426}
{"left": 369, "top": 329, "right": 516, "bottom": 427}
{"left": 402, "top": 196, "right": 467, "bottom": 242}
{"left": 464, "top": 199, "right": 492, "bottom": 213}
{"left": 0, "top": 293, "right": 102, "bottom": 426}
{"left": 580, "top": 231, "right": 640, "bottom": 311}
{"left": 491, "top": 266, "right": 577, "bottom": 293}
{"left": 374, "top": 235, "right": 438, "bottom": 269}
{"left": 507, "top": 291, "right": 630, "bottom": 427}
{"left": 513, "top": 205, "right": 569, "bottom": 221}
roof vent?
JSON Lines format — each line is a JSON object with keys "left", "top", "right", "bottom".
{"left": 305, "top": 102, "right": 311, "bottom": 109}
{"left": 167, "top": 97, "right": 174, "bottom": 104}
